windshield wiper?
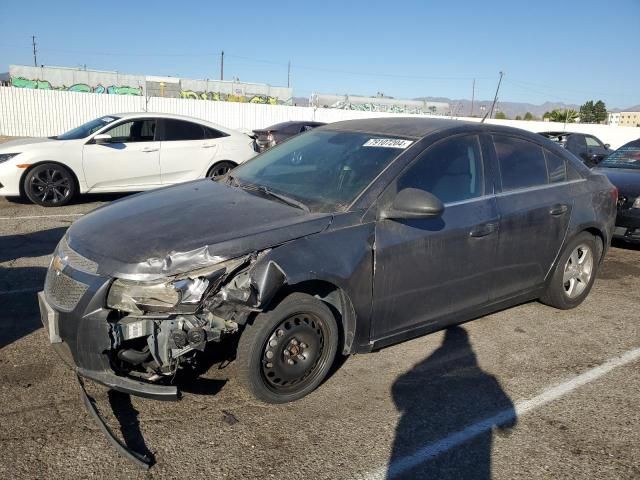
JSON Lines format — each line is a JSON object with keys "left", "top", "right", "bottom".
{"left": 233, "top": 180, "right": 309, "bottom": 212}
{"left": 256, "top": 185, "right": 310, "bottom": 212}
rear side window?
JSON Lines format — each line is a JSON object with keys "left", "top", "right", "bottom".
{"left": 398, "top": 134, "right": 484, "bottom": 204}
{"left": 493, "top": 135, "right": 547, "bottom": 190}
{"left": 544, "top": 150, "right": 567, "bottom": 183}
{"left": 204, "top": 127, "right": 228, "bottom": 139}
{"left": 162, "top": 119, "right": 206, "bottom": 141}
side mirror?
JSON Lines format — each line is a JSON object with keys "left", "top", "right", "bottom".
{"left": 604, "top": 143, "right": 610, "bottom": 149}
{"left": 93, "top": 133, "right": 112, "bottom": 144}
{"left": 381, "top": 188, "right": 444, "bottom": 220}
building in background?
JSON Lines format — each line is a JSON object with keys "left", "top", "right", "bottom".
{"left": 3, "top": 65, "right": 293, "bottom": 105}
{"left": 607, "top": 112, "right": 621, "bottom": 126}
{"left": 310, "top": 93, "right": 449, "bottom": 115}
{"left": 617, "top": 112, "right": 640, "bottom": 128}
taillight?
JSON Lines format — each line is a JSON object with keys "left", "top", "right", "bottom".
{"left": 267, "top": 132, "right": 275, "bottom": 146}
{"left": 611, "top": 186, "right": 618, "bottom": 202}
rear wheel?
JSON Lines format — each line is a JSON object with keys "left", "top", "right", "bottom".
{"left": 23, "top": 163, "right": 76, "bottom": 207}
{"left": 540, "top": 232, "right": 603, "bottom": 309}
{"left": 207, "top": 161, "right": 236, "bottom": 179}
{"left": 236, "top": 293, "right": 339, "bottom": 403}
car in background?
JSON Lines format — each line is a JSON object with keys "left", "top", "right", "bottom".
{"left": 593, "top": 138, "right": 640, "bottom": 243}
{"left": 0, "top": 113, "right": 257, "bottom": 206}
{"left": 539, "top": 131, "right": 612, "bottom": 168}
{"left": 252, "top": 121, "right": 326, "bottom": 152}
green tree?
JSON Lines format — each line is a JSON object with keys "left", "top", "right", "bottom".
{"left": 580, "top": 100, "right": 595, "bottom": 123}
{"left": 549, "top": 109, "right": 578, "bottom": 123}
{"left": 593, "top": 100, "right": 607, "bottom": 123}
{"left": 495, "top": 111, "right": 508, "bottom": 120}
{"left": 543, "top": 111, "right": 551, "bottom": 120}
{"left": 523, "top": 112, "right": 535, "bottom": 121}
{"left": 515, "top": 115, "right": 522, "bottom": 120}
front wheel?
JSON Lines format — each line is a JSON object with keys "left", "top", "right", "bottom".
{"left": 23, "top": 163, "right": 76, "bottom": 207}
{"left": 236, "top": 293, "right": 339, "bottom": 403}
{"left": 540, "top": 232, "right": 603, "bottom": 309}
{"left": 207, "top": 161, "right": 237, "bottom": 180}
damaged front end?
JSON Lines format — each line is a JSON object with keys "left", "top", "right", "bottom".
{"left": 104, "top": 252, "right": 281, "bottom": 388}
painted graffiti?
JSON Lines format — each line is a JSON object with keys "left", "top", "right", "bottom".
{"left": 180, "top": 90, "right": 281, "bottom": 105}
{"left": 11, "top": 77, "right": 142, "bottom": 95}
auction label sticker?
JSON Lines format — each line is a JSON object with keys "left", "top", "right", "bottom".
{"left": 363, "top": 138, "right": 414, "bottom": 148}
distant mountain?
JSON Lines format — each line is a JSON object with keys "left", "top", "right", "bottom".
{"left": 415, "top": 97, "right": 581, "bottom": 119}
{"left": 610, "top": 104, "right": 640, "bottom": 113}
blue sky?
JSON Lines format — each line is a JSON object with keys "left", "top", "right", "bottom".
{"left": 1, "top": 0, "right": 638, "bottom": 108}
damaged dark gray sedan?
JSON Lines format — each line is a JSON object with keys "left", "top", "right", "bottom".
{"left": 40, "top": 118, "right": 617, "bottom": 411}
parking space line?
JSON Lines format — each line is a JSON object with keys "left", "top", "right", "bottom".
{"left": 358, "top": 346, "right": 640, "bottom": 480}
{"left": 0, "top": 287, "right": 40, "bottom": 295}
{"left": 0, "top": 214, "right": 84, "bottom": 220}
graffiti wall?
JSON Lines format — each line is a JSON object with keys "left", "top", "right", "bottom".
{"left": 7, "top": 65, "right": 293, "bottom": 104}
{"left": 11, "top": 76, "right": 142, "bottom": 95}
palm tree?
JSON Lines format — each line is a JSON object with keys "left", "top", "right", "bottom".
{"left": 549, "top": 109, "right": 579, "bottom": 123}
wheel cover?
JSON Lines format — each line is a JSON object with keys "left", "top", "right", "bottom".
{"left": 210, "top": 164, "right": 232, "bottom": 178}
{"left": 261, "top": 313, "right": 328, "bottom": 393}
{"left": 563, "top": 243, "right": 594, "bottom": 299}
{"left": 29, "top": 167, "right": 71, "bottom": 204}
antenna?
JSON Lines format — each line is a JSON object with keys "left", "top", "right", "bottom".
{"left": 32, "top": 35, "right": 38, "bottom": 67}
{"left": 482, "top": 71, "right": 504, "bottom": 123}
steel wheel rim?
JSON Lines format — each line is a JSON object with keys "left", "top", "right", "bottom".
{"left": 261, "top": 313, "right": 328, "bottom": 393}
{"left": 210, "top": 164, "right": 232, "bottom": 178}
{"left": 563, "top": 244, "right": 594, "bottom": 299}
{"left": 29, "top": 168, "right": 71, "bottom": 204}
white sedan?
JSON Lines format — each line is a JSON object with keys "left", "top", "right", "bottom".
{"left": 0, "top": 113, "right": 257, "bottom": 206}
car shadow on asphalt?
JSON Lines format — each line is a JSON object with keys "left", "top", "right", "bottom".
{"left": 0, "top": 226, "right": 67, "bottom": 263}
{"left": 0, "top": 268, "right": 48, "bottom": 349}
{"left": 387, "top": 326, "right": 516, "bottom": 479}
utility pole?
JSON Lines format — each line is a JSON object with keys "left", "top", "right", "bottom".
{"left": 220, "top": 50, "right": 224, "bottom": 81}
{"left": 287, "top": 61, "right": 291, "bottom": 88}
{"left": 488, "top": 71, "right": 504, "bottom": 119}
{"left": 470, "top": 78, "right": 475, "bottom": 117}
{"left": 32, "top": 35, "right": 38, "bottom": 67}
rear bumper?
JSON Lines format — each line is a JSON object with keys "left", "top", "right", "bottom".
{"left": 614, "top": 209, "right": 640, "bottom": 243}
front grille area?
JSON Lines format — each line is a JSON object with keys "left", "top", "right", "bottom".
{"left": 59, "top": 237, "right": 99, "bottom": 274}
{"left": 44, "top": 267, "right": 89, "bottom": 311}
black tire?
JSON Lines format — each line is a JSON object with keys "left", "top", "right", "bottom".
{"left": 207, "top": 161, "right": 237, "bottom": 179}
{"left": 23, "top": 163, "right": 76, "bottom": 207}
{"left": 236, "top": 292, "right": 339, "bottom": 403}
{"left": 540, "top": 232, "right": 603, "bottom": 309}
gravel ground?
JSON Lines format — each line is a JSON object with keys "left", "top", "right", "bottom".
{"left": 0, "top": 180, "right": 638, "bottom": 479}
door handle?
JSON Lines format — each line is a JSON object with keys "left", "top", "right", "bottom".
{"left": 141, "top": 147, "right": 159, "bottom": 153}
{"left": 470, "top": 222, "right": 498, "bottom": 238}
{"left": 550, "top": 204, "right": 569, "bottom": 216}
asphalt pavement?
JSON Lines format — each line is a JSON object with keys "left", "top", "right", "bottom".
{"left": 0, "top": 190, "right": 639, "bottom": 479}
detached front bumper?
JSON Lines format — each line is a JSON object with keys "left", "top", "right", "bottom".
{"left": 37, "top": 270, "right": 178, "bottom": 401}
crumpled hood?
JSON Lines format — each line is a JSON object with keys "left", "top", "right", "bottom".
{"left": 67, "top": 179, "right": 333, "bottom": 279}
{"left": 594, "top": 167, "right": 640, "bottom": 198}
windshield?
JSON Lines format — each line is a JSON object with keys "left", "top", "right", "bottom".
{"left": 54, "top": 116, "right": 120, "bottom": 140}
{"left": 231, "top": 130, "right": 414, "bottom": 212}
{"left": 600, "top": 143, "right": 640, "bottom": 169}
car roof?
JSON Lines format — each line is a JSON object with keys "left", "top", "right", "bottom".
{"left": 109, "top": 112, "right": 236, "bottom": 134}
{"left": 321, "top": 117, "right": 540, "bottom": 140}
{"left": 619, "top": 138, "right": 640, "bottom": 149}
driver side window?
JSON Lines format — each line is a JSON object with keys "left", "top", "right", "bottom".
{"left": 105, "top": 119, "right": 156, "bottom": 143}
{"left": 397, "top": 135, "right": 484, "bottom": 204}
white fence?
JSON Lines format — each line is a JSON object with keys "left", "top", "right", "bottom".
{"left": 1, "top": 87, "right": 639, "bottom": 148}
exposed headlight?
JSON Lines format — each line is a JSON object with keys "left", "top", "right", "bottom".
{"left": 106, "top": 257, "right": 247, "bottom": 314}
{"left": 0, "top": 153, "right": 20, "bottom": 164}
{"left": 632, "top": 197, "right": 640, "bottom": 209}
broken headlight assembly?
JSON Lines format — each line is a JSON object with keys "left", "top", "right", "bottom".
{"left": 106, "top": 257, "right": 247, "bottom": 314}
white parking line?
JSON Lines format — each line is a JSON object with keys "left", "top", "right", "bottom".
{"left": 358, "top": 346, "right": 640, "bottom": 480}
{"left": 0, "top": 287, "right": 40, "bottom": 295}
{"left": 0, "top": 214, "right": 84, "bottom": 220}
